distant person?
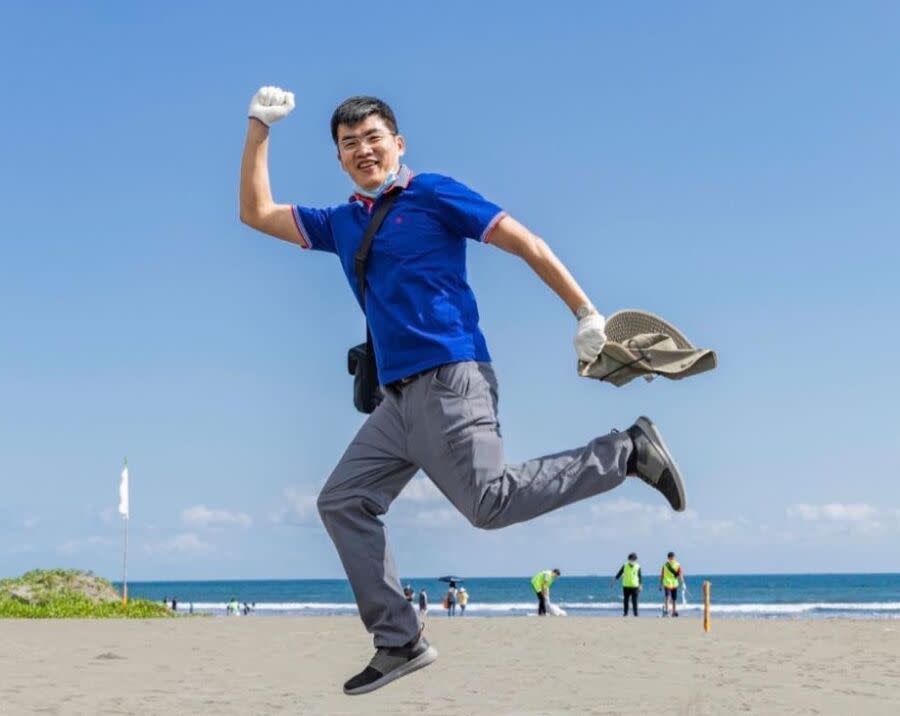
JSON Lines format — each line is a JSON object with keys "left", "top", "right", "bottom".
{"left": 445, "top": 581, "right": 458, "bottom": 617}
{"left": 531, "top": 568, "right": 561, "bottom": 616}
{"left": 227, "top": 597, "right": 240, "bottom": 616}
{"left": 403, "top": 584, "right": 414, "bottom": 602}
{"left": 189, "top": 602, "right": 194, "bottom": 614}
{"left": 162, "top": 596, "right": 168, "bottom": 607}
{"left": 457, "top": 587, "right": 469, "bottom": 615}
{"left": 613, "top": 553, "right": 642, "bottom": 616}
{"left": 171, "top": 598, "right": 177, "bottom": 612}
{"left": 660, "top": 552, "right": 683, "bottom": 617}
{"left": 418, "top": 589, "right": 428, "bottom": 617}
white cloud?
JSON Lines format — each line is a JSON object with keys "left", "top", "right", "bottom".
{"left": 591, "top": 498, "right": 677, "bottom": 524}
{"left": 145, "top": 532, "right": 211, "bottom": 555}
{"left": 540, "top": 499, "right": 738, "bottom": 543}
{"left": 702, "top": 518, "right": 739, "bottom": 537}
{"left": 787, "top": 503, "right": 878, "bottom": 522}
{"left": 787, "top": 503, "right": 884, "bottom": 536}
{"left": 9, "top": 543, "right": 35, "bottom": 555}
{"left": 56, "top": 535, "right": 111, "bottom": 555}
{"left": 23, "top": 516, "right": 39, "bottom": 529}
{"left": 414, "top": 507, "right": 463, "bottom": 527}
{"left": 399, "top": 478, "right": 443, "bottom": 504}
{"left": 181, "top": 505, "right": 252, "bottom": 529}
{"left": 270, "top": 487, "right": 319, "bottom": 524}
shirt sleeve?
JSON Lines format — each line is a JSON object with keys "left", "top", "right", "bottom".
{"left": 430, "top": 175, "right": 507, "bottom": 243}
{"left": 291, "top": 205, "right": 337, "bottom": 254}
{"left": 615, "top": 566, "right": 624, "bottom": 580}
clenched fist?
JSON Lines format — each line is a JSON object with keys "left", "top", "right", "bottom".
{"left": 248, "top": 86, "right": 295, "bottom": 127}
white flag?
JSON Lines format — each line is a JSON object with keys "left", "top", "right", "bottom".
{"left": 118, "top": 464, "right": 129, "bottom": 519}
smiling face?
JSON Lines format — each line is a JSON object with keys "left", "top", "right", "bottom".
{"left": 335, "top": 114, "right": 405, "bottom": 191}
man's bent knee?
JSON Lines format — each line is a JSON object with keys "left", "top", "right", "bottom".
{"left": 317, "top": 487, "right": 386, "bottom": 523}
{"left": 466, "top": 501, "right": 504, "bottom": 530}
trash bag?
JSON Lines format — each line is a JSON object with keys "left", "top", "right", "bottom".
{"left": 547, "top": 601, "right": 567, "bottom": 616}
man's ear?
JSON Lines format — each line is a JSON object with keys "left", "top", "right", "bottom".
{"left": 396, "top": 134, "right": 406, "bottom": 157}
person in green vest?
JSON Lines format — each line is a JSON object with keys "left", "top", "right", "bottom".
{"left": 613, "top": 553, "right": 642, "bottom": 616}
{"left": 659, "top": 551, "right": 683, "bottom": 617}
{"left": 531, "top": 568, "right": 561, "bottom": 616}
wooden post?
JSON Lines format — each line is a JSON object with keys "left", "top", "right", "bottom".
{"left": 702, "top": 580, "right": 711, "bottom": 632}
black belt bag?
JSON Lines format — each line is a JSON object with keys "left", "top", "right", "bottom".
{"left": 346, "top": 190, "right": 401, "bottom": 414}
{"left": 347, "top": 335, "right": 380, "bottom": 414}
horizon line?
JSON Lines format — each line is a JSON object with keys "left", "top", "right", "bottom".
{"left": 110, "top": 571, "right": 900, "bottom": 583}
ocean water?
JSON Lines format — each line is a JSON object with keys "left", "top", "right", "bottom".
{"left": 124, "top": 574, "right": 900, "bottom": 619}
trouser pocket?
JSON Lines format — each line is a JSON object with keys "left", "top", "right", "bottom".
{"left": 428, "top": 361, "right": 500, "bottom": 451}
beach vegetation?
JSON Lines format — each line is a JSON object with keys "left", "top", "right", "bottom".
{"left": 0, "top": 569, "right": 171, "bottom": 618}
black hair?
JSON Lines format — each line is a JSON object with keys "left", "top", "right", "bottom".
{"left": 628, "top": 553, "right": 638, "bottom": 561}
{"left": 667, "top": 552, "right": 675, "bottom": 559}
{"left": 552, "top": 568, "right": 561, "bottom": 575}
{"left": 330, "top": 96, "right": 399, "bottom": 143}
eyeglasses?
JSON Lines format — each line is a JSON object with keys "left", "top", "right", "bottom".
{"left": 338, "top": 131, "right": 395, "bottom": 153}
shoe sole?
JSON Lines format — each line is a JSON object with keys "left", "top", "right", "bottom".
{"left": 344, "top": 645, "right": 439, "bottom": 696}
{"left": 635, "top": 416, "right": 687, "bottom": 512}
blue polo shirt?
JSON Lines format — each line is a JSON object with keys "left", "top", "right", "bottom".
{"left": 291, "top": 166, "right": 507, "bottom": 385}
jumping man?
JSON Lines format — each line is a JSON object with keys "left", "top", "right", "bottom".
{"left": 239, "top": 86, "right": 687, "bottom": 695}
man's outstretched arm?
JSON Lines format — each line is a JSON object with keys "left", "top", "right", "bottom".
{"left": 488, "top": 215, "right": 607, "bottom": 362}
{"left": 239, "top": 86, "right": 302, "bottom": 244}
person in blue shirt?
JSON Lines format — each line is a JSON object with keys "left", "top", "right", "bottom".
{"left": 239, "top": 85, "right": 687, "bottom": 695}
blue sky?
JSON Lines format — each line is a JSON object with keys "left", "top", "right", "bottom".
{"left": 1, "top": 1, "right": 898, "bottom": 580}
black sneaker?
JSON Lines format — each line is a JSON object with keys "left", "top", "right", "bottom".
{"left": 343, "top": 636, "right": 438, "bottom": 695}
{"left": 626, "top": 416, "right": 686, "bottom": 512}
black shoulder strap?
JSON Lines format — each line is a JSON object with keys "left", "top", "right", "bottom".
{"left": 354, "top": 190, "right": 401, "bottom": 303}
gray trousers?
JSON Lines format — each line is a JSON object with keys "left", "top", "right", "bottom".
{"left": 317, "top": 361, "right": 631, "bottom": 647}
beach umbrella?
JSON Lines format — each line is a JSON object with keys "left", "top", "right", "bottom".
{"left": 438, "top": 576, "right": 464, "bottom": 583}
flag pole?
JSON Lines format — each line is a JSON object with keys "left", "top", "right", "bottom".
{"left": 121, "top": 457, "right": 129, "bottom": 606}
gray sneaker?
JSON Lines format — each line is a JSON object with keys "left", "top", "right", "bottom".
{"left": 343, "top": 636, "right": 438, "bottom": 695}
{"left": 626, "top": 416, "right": 686, "bottom": 512}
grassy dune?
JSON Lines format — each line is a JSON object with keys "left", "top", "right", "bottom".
{"left": 0, "top": 569, "right": 170, "bottom": 618}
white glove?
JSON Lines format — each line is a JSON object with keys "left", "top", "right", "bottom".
{"left": 248, "top": 86, "right": 295, "bottom": 127}
{"left": 574, "top": 311, "right": 607, "bottom": 363}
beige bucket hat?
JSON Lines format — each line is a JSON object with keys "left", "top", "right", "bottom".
{"left": 579, "top": 309, "right": 717, "bottom": 386}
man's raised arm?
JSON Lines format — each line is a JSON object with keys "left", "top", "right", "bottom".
{"left": 239, "top": 86, "right": 303, "bottom": 244}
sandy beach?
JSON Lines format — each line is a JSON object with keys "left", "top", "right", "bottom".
{"left": 1, "top": 617, "right": 898, "bottom": 715}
